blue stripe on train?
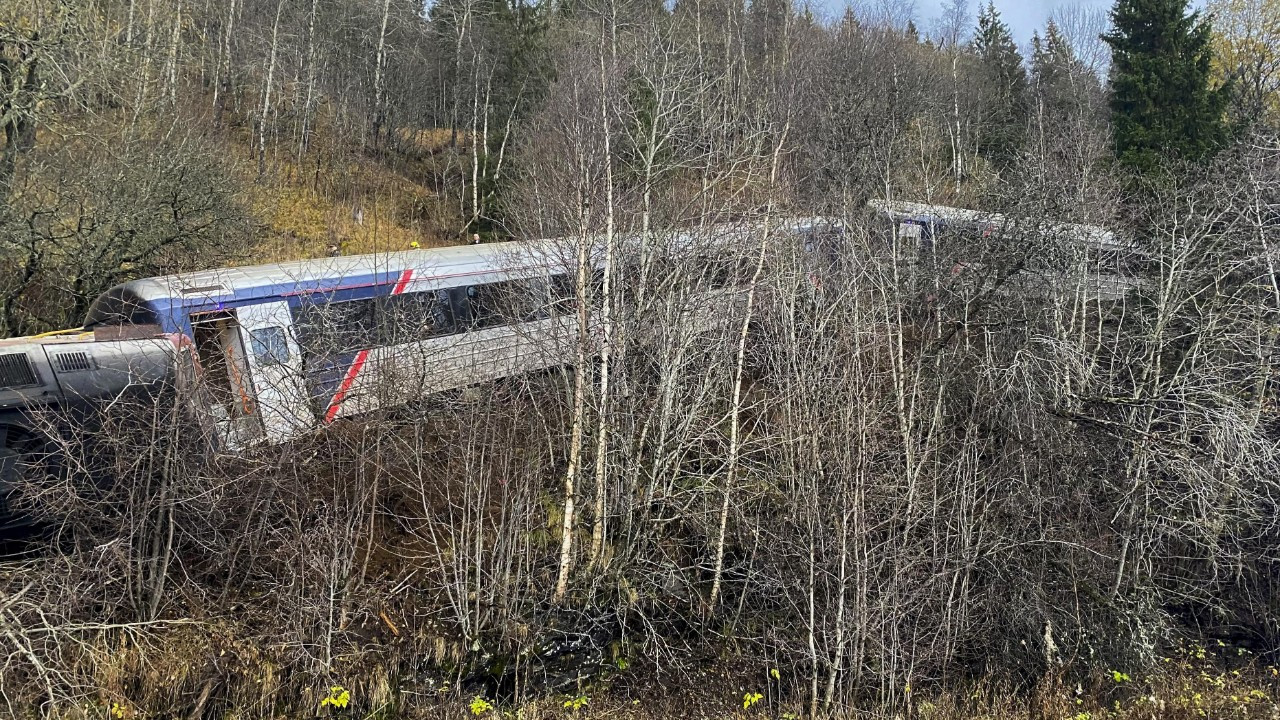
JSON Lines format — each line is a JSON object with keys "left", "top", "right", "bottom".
{"left": 142, "top": 270, "right": 405, "bottom": 337}
{"left": 141, "top": 272, "right": 411, "bottom": 417}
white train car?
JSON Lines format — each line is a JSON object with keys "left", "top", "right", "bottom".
{"left": 868, "top": 199, "right": 1143, "bottom": 301}
{"left": 0, "top": 218, "right": 839, "bottom": 489}
{"left": 86, "top": 237, "right": 598, "bottom": 450}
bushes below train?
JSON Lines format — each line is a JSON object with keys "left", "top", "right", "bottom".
{"left": 0, "top": 364, "right": 204, "bottom": 537}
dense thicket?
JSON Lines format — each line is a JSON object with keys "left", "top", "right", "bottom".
{"left": 1, "top": 0, "right": 1279, "bottom": 718}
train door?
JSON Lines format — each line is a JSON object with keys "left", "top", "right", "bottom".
{"left": 190, "top": 312, "right": 264, "bottom": 449}
{"left": 234, "top": 301, "right": 314, "bottom": 443}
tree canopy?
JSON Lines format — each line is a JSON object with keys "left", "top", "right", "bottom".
{"left": 971, "top": 2, "right": 1028, "bottom": 166}
{"left": 1103, "top": 0, "right": 1231, "bottom": 173}
{"left": 1207, "top": 0, "right": 1280, "bottom": 126}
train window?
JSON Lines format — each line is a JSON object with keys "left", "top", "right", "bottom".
{"left": 249, "top": 326, "right": 290, "bottom": 365}
{"left": 292, "top": 297, "right": 378, "bottom": 358}
{"left": 290, "top": 304, "right": 322, "bottom": 353}
{"left": 379, "top": 290, "right": 454, "bottom": 344}
{"left": 897, "top": 222, "right": 928, "bottom": 253}
{"left": 464, "top": 280, "right": 543, "bottom": 329}
{"left": 521, "top": 277, "right": 552, "bottom": 320}
{"left": 525, "top": 278, "right": 559, "bottom": 320}
{"left": 465, "top": 284, "right": 507, "bottom": 329}
{"left": 544, "top": 271, "right": 605, "bottom": 313}
{"left": 550, "top": 274, "right": 576, "bottom": 314}
{"left": 340, "top": 300, "right": 379, "bottom": 350}
{"left": 463, "top": 286, "right": 489, "bottom": 328}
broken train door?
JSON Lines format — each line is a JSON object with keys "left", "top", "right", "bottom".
{"left": 234, "top": 301, "right": 314, "bottom": 444}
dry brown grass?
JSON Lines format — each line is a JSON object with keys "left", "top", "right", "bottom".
{"left": 37, "top": 624, "right": 1277, "bottom": 720}
{"left": 231, "top": 133, "right": 463, "bottom": 262}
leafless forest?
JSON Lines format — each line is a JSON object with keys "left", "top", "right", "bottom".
{"left": 2, "top": 0, "right": 1279, "bottom": 717}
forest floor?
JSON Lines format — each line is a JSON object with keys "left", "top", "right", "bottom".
{"left": 416, "top": 660, "right": 1280, "bottom": 720}
{"left": 61, "top": 627, "right": 1279, "bottom": 719}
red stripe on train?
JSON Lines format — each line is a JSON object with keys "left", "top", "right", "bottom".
{"left": 322, "top": 268, "right": 414, "bottom": 424}
{"left": 392, "top": 268, "right": 415, "bottom": 295}
{"left": 323, "top": 349, "right": 369, "bottom": 423}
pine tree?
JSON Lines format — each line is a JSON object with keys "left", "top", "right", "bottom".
{"left": 1102, "top": 0, "right": 1230, "bottom": 174}
{"left": 971, "top": 1, "right": 1029, "bottom": 166}
{"left": 747, "top": 0, "right": 791, "bottom": 67}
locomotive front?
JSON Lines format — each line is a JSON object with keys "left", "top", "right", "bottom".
{"left": 0, "top": 328, "right": 179, "bottom": 530}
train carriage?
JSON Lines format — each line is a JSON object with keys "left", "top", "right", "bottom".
{"left": 0, "top": 218, "right": 839, "bottom": 524}
{"left": 868, "top": 199, "right": 1145, "bottom": 301}
{"left": 78, "top": 238, "right": 594, "bottom": 449}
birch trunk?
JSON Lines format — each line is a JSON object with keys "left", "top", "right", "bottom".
{"left": 257, "top": 0, "right": 283, "bottom": 179}
{"left": 165, "top": 1, "right": 182, "bottom": 104}
{"left": 589, "top": 18, "right": 617, "bottom": 569}
{"left": 372, "top": 0, "right": 393, "bottom": 147}
{"left": 554, "top": 170, "right": 594, "bottom": 604}
{"left": 709, "top": 125, "right": 790, "bottom": 610}
{"left": 213, "top": 0, "right": 238, "bottom": 125}
{"left": 299, "top": 0, "right": 319, "bottom": 163}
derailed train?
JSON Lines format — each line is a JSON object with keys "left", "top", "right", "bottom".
{"left": 0, "top": 203, "right": 1133, "bottom": 525}
{"left": 0, "top": 220, "right": 841, "bottom": 522}
{"left": 870, "top": 199, "right": 1145, "bottom": 300}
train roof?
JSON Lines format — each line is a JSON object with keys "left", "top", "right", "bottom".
{"left": 97, "top": 217, "right": 837, "bottom": 310}
{"left": 114, "top": 237, "right": 554, "bottom": 305}
{"left": 869, "top": 200, "right": 1139, "bottom": 254}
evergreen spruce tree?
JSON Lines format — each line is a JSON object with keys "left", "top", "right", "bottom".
{"left": 1102, "top": 0, "right": 1230, "bottom": 174}
{"left": 971, "top": 1, "right": 1029, "bottom": 166}
{"left": 1032, "top": 21, "right": 1075, "bottom": 98}
{"left": 1032, "top": 20, "right": 1099, "bottom": 119}
{"left": 747, "top": 0, "right": 791, "bottom": 67}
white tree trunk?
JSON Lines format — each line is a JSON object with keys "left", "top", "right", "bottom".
{"left": 372, "top": 0, "right": 393, "bottom": 145}
{"left": 299, "top": 0, "right": 320, "bottom": 163}
{"left": 589, "top": 18, "right": 617, "bottom": 569}
{"left": 709, "top": 125, "right": 790, "bottom": 610}
{"left": 257, "top": 0, "right": 283, "bottom": 179}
